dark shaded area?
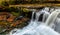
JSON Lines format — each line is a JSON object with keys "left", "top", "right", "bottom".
{"left": 44, "top": 1, "right": 60, "bottom": 4}
{"left": 7, "top": 0, "right": 60, "bottom": 4}
{"left": 38, "top": 13, "right": 44, "bottom": 21}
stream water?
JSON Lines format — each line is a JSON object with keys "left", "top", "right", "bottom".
{"left": 9, "top": 7, "right": 60, "bottom": 35}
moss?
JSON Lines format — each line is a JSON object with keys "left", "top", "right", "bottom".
{"left": 11, "top": 12, "right": 20, "bottom": 16}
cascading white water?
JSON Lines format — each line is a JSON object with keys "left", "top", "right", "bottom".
{"left": 42, "top": 7, "right": 50, "bottom": 22}
{"left": 45, "top": 11, "right": 59, "bottom": 27}
{"left": 9, "top": 7, "right": 60, "bottom": 35}
{"left": 9, "top": 9, "right": 42, "bottom": 35}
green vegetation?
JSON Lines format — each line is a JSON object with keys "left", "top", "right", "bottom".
{"left": 11, "top": 12, "right": 20, "bottom": 16}
{"left": 1, "top": 1, "right": 9, "bottom": 7}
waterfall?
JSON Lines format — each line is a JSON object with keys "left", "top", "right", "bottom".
{"left": 9, "top": 8, "right": 60, "bottom": 35}
{"left": 42, "top": 7, "right": 50, "bottom": 22}
{"left": 45, "top": 10, "right": 60, "bottom": 28}
{"left": 31, "top": 9, "right": 36, "bottom": 21}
